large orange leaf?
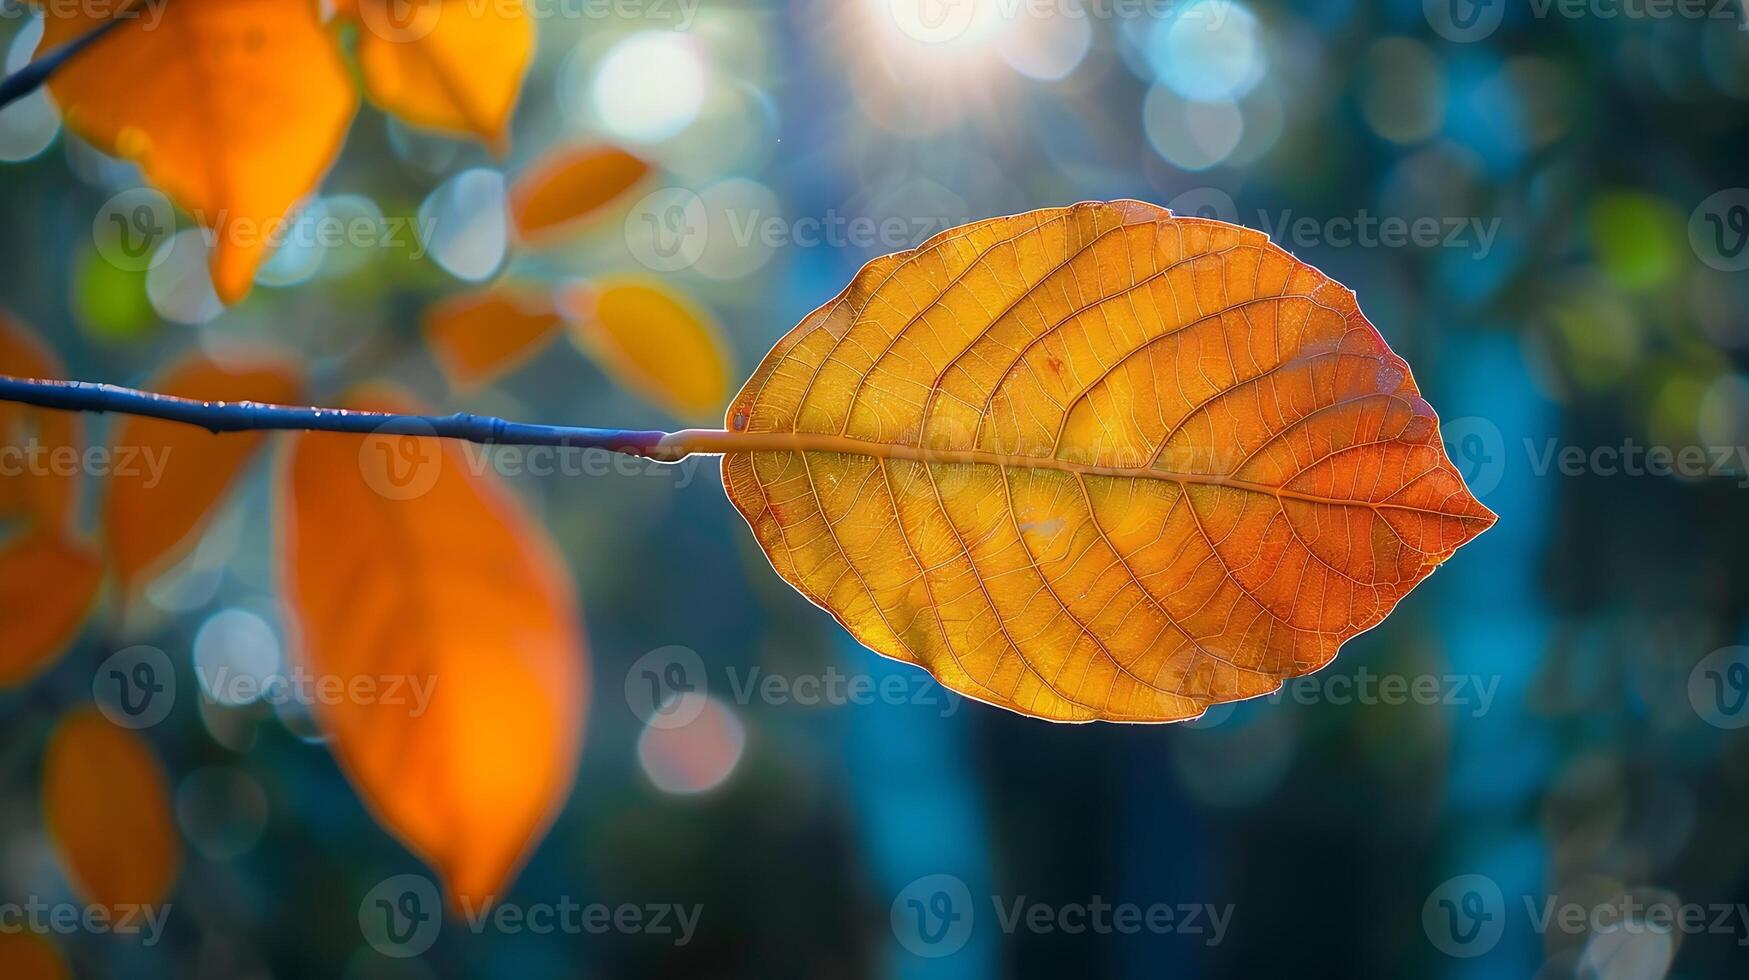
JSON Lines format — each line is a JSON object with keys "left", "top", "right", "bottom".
{"left": 279, "top": 389, "right": 585, "bottom": 909}
{"left": 0, "top": 527, "right": 102, "bottom": 687}
{"left": 42, "top": 708, "right": 181, "bottom": 910}
{"left": 564, "top": 279, "right": 731, "bottom": 421}
{"left": 718, "top": 201, "right": 1495, "bottom": 723}
{"left": 0, "top": 313, "right": 81, "bottom": 527}
{"left": 0, "top": 932, "right": 70, "bottom": 980}
{"left": 38, "top": 0, "right": 358, "bottom": 304}
{"left": 509, "top": 144, "right": 650, "bottom": 246}
{"left": 105, "top": 352, "right": 302, "bottom": 591}
{"left": 347, "top": 0, "right": 533, "bottom": 150}
{"left": 423, "top": 288, "right": 563, "bottom": 389}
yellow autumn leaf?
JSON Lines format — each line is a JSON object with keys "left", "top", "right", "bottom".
{"left": 348, "top": 0, "right": 533, "bottom": 150}
{"left": 509, "top": 144, "right": 650, "bottom": 245}
{"left": 42, "top": 708, "right": 181, "bottom": 911}
{"left": 717, "top": 201, "right": 1495, "bottom": 723}
{"left": 279, "top": 388, "right": 586, "bottom": 910}
{"left": 104, "top": 351, "right": 302, "bottom": 590}
{"left": 423, "top": 287, "right": 563, "bottom": 389}
{"left": 38, "top": 0, "right": 359, "bottom": 305}
{"left": 564, "top": 279, "right": 731, "bottom": 421}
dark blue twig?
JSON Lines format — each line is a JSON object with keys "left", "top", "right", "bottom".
{"left": 0, "top": 375, "right": 677, "bottom": 458}
{"left": 0, "top": 11, "right": 134, "bottom": 112}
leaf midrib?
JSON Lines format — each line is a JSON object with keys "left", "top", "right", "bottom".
{"left": 666, "top": 429, "right": 1480, "bottom": 519}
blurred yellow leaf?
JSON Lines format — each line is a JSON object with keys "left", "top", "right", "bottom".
{"left": 348, "top": 0, "right": 533, "bottom": 151}
{"left": 509, "top": 144, "right": 649, "bottom": 245}
{"left": 0, "top": 313, "right": 81, "bottom": 528}
{"left": 0, "top": 528, "right": 102, "bottom": 687}
{"left": 279, "top": 389, "right": 585, "bottom": 910}
{"left": 0, "top": 932, "right": 70, "bottom": 980}
{"left": 565, "top": 279, "right": 731, "bottom": 421}
{"left": 104, "top": 352, "right": 302, "bottom": 591}
{"left": 423, "top": 288, "right": 562, "bottom": 389}
{"left": 43, "top": 708, "right": 181, "bottom": 910}
{"left": 39, "top": 0, "right": 358, "bottom": 305}
{"left": 720, "top": 201, "right": 1495, "bottom": 722}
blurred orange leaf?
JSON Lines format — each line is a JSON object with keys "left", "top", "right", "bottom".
{"left": 0, "top": 313, "right": 82, "bottom": 528}
{"left": 423, "top": 288, "right": 563, "bottom": 389}
{"left": 349, "top": 0, "right": 533, "bottom": 151}
{"left": 509, "top": 144, "right": 650, "bottom": 245}
{"left": 0, "top": 527, "right": 102, "bottom": 687}
{"left": 564, "top": 279, "right": 731, "bottom": 421}
{"left": 279, "top": 389, "right": 585, "bottom": 910}
{"left": 104, "top": 352, "right": 302, "bottom": 591}
{"left": 0, "top": 932, "right": 70, "bottom": 980}
{"left": 39, "top": 0, "right": 358, "bottom": 305}
{"left": 43, "top": 708, "right": 181, "bottom": 910}
{"left": 720, "top": 200, "right": 1495, "bottom": 723}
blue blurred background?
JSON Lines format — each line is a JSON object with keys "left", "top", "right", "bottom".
{"left": 3, "top": 0, "right": 1749, "bottom": 977}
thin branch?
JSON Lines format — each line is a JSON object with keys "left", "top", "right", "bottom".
{"left": 0, "top": 375, "right": 1494, "bottom": 518}
{"left": 0, "top": 3, "right": 138, "bottom": 112}
{"left": 0, "top": 375, "right": 686, "bottom": 460}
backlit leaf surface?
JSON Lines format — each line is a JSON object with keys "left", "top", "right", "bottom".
{"left": 39, "top": 0, "right": 358, "bottom": 304}
{"left": 721, "top": 201, "right": 1495, "bottom": 723}
{"left": 348, "top": 0, "right": 532, "bottom": 150}
{"left": 565, "top": 279, "right": 730, "bottom": 421}
{"left": 509, "top": 144, "right": 649, "bottom": 245}
{"left": 279, "top": 390, "right": 585, "bottom": 908}
{"left": 423, "top": 288, "right": 562, "bottom": 389}
{"left": 105, "top": 352, "right": 302, "bottom": 590}
{"left": 43, "top": 709, "right": 181, "bottom": 910}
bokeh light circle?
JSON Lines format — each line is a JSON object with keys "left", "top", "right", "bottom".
{"left": 637, "top": 693, "right": 746, "bottom": 794}
{"left": 592, "top": 33, "right": 708, "bottom": 143}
